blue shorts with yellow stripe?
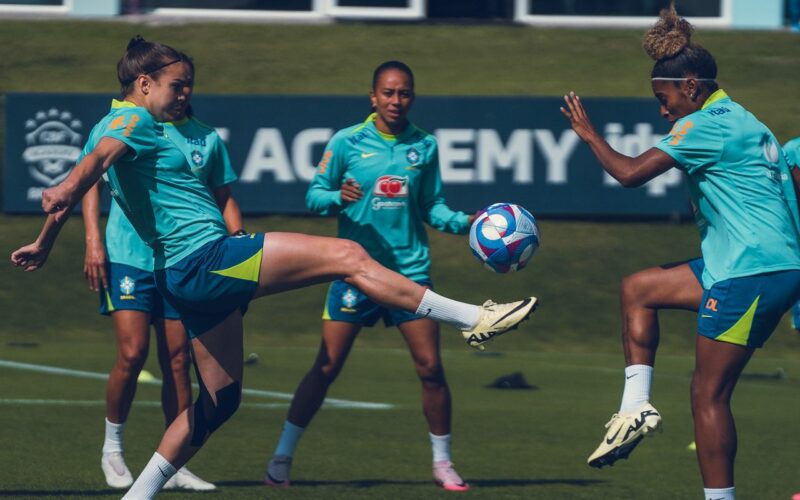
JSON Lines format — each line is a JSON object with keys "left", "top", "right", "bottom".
{"left": 323, "top": 279, "right": 431, "bottom": 327}
{"left": 99, "top": 262, "right": 180, "bottom": 320}
{"left": 155, "top": 233, "right": 264, "bottom": 339}
{"left": 688, "top": 258, "right": 800, "bottom": 348}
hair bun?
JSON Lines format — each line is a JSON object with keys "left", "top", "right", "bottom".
{"left": 643, "top": 4, "right": 694, "bottom": 61}
{"left": 127, "top": 35, "right": 147, "bottom": 51}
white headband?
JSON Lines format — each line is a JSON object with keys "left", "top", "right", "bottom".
{"left": 651, "top": 77, "right": 716, "bottom": 81}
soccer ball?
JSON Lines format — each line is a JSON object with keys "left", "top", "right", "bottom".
{"left": 469, "top": 203, "right": 540, "bottom": 273}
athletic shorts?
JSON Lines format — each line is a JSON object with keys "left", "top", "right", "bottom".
{"left": 688, "top": 258, "right": 800, "bottom": 348}
{"left": 155, "top": 233, "right": 265, "bottom": 339}
{"left": 99, "top": 262, "right": 180, "bottom": 321}
{"left": 322, "top": 279, "right": 432, "bottom": 327}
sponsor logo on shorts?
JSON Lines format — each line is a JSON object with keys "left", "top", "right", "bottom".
{"left": 119, "top": 276, "right": 136, "bottom": 300}
{"left": 704, "top": 297, "right": 719, "bottom": 312}
{"left": 341, "top": 288, "right": 358, "bottom": 311}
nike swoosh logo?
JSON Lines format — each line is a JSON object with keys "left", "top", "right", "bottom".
{"left": 361, "top": 152, "right": 378, "bottom": 158}
{"left": 605, "top": 427, "right": 621, "bottom": 444}
{"left": 157, "top": 465, "right": 169, "bottom": 478}
{"left": 701, "top": 314, "right": 713, "bottom": 318}
{"left": 490, "top": 298, "right": 532, "bottom": 327}
{"left": 626, "top": 374, "right": 637, "bottom": 379}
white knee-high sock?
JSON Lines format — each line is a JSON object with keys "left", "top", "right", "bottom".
{"left": 103, "top": 418, "right": 125, "bottom": 454}
{"left": 430, "top": 433, "right": 452, "bottom": 463}
{"left": 415, "top": 290, "right": 480, "bottom": 330}
{"left": 619, "top": 364, "right": 653, "bottom": 413}
{"left": 121, "top": 452, "right": 176, "bottom": 500}
{"left": 704, "top": 486, "right": 735, "bottom": 500}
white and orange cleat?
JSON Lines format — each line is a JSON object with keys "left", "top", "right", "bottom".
{"left": 433, "top": 460, "right": 470, "bottom": 492}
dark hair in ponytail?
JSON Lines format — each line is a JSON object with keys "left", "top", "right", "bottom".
{"left": 117, "top": 35, "right": 194, "bottom": 96}
{"left": 643, "top": 2, "right": 717, "bottom": 92}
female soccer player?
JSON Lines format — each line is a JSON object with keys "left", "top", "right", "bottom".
{"left": 10, "top": 37, "right": 536, "bottom": 499}
{"left": 83, "top": 93, "right": 241, "bottom": 490}
{"left": 560, "top": 5, "right": 800, "bottom": 500}
{"left": 265, "top": 61, "right": 473, "bottom": 491}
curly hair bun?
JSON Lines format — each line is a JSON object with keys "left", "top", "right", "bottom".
{"left": 643, "top": 2, "right": 694, "bottom": 61}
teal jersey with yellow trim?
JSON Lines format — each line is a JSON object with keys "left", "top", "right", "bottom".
{"left": 306, "top": 114, "right": 469, "bottom": 281}
{"left": 655, "top": 90, "right": 800, "bottom": 287}
{"left": 102, "top": 114, "right": 238, "bottom": 271}
{"left": 80, "top": 100, "right": 228, "bottom": 269}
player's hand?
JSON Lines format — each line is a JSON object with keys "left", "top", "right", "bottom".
{"left": 467, "top": 211, "right": 480, "bottom": 226}
{"left": 10, "top": 242, "right": 50, "bottom": 272}
{"left": 340, "top": 178, "right": 363, "bottom": 204}
{"left": 560, "top": 91, "right": 600, "bottom": 143}
{"left": 41, "top": 185, "right": 74, "bottom": 222}
{"left": 84, "top": 238, "right": 108, "bottom": 291}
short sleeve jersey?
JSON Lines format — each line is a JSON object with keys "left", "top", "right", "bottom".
{"left": 783, "top": 137, "right": 800, "bottom": 169}
{"left": 102, "top": 113, "right": 238, "bottom": 271}
{"left": 655, "top": 90, "right": 800, "bottom": 287}
{"left": 306, "top": 114, "right": 469, "bottom": 281}
{"left": 79, "top": 100, "right": 228, "bottom": 269}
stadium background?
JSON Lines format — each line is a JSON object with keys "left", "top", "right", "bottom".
{"left": 1, "top": 1, "right": 799, "bottom": 498}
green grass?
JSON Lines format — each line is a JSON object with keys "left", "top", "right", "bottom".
{"left": 2, "top": 19, "right": 800, "bottom": 499}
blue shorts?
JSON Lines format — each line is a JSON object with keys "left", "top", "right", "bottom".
{"left": 689, "top": 258, "right": 800, "bottom": 348}
{"left": 323, "top": 279, "right": 432, "bottom": 327}
{"left": 155, "top": 233, "right": 265, "bottom": 339}
{"left": 99, "top": 262, "right": 180, "bottom": 320}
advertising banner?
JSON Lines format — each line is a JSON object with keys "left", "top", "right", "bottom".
{"left": 4, "top": 93, "right": 689, "bottom": 217}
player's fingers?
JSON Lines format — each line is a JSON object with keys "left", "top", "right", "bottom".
{"left": 99, "top": 267, "right": 109, "bottom": 290}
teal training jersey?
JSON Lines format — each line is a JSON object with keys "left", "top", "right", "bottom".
{"left": 655, "top": 90, "right": 800, "bottom": 287}
{"left": 80, "top": 100, "right": 228, "bottom": 269}
{"left": 306, "top": 114, "right": 469, "bottom": 281}
{"left": 103, "top": 114, "right": 238, "bottom": 271}
{"left": 784, "top": 137, "right": 800, "bottom": 168}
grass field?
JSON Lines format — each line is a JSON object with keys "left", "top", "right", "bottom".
{"left": 1, "top": 18, "right": 800, "bottom": 499}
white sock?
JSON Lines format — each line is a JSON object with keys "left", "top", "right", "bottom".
{"left": 619, "top": 364, "right": 653, "bottom": 413}
{"left": 103, "top": 418, "right": 125, "bottom": 454}
{"left": 429, "top": 433, "right": 452, "bottom": 463}
{"left": 122, "top": 452, "right": 176, "bottom": 500}
{"left": 704, "top": 486, "right": 735, "bottom": 500}
{"left": 415, "top": 290, "right": 480, "bottom": 330}
{"left": 274, "top": 420, "right": 305, "bottom": 457}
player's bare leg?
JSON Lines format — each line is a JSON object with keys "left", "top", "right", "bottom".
{"left": 256, "top": 233, "right": 536, "bottom": 349}
{"left": 122, "top": 310, "right": 243, "bottom": 499}
{"left": 691, "top": 336, "right": 753, "bottom": 490}
{"left": 102, "top": 311, "right": 151, "bottom": 489}
{"left": 266, "top": 321, "right": 360, "bottom": 486}
{"left": 588, "top": 262, "right": 702, "bottom": 468}
{"left": 153, "top": 318, "right": 216, "bottom": 491}
{"left": 399, "top": 318, "right": 469, "bottom": 491}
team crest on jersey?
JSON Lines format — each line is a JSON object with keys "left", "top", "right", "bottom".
{"left": 22, "top": 108, "right": 83, "bottom": 193}
{"left": 191, "top": 149, "right": 204, "bottom": 168}
{"left": 406, "top": 147, "right": 420, "bottom": 165}
{"left": 119, "top": 276, "right": 136, "bottom": 299}
{"left": 342, "top": 288, "right": 358, "bottom": 310}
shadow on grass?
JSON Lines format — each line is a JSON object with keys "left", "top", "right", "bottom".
{"left": 0, "top": 489, "right": 121, "bottom": 497}
{"left": 216, "top": 478, "right": 606, "bottom": 488}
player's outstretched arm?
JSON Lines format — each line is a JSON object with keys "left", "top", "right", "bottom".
{"left": 42, "top": 137, "right": 131, "bottom": 222}
{"left": 11, "top": 212, "right": 71, "bottom": 271}
{"left": 560, "top": 91, "right": 676, "bottom": 187}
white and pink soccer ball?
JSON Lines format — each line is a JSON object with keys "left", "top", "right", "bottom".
{"left": 469, "top": 203, "right": 540, "bottom": 273}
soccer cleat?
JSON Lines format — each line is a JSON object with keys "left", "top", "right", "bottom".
{"left": 433, "top": 460, "right": 470, "bottom": 492}
{"left": 162, "top": 466, "right": 216, "bottom": 491}
{"left": 264, "top": 455, "right": 292, "bottom": 487}
{"left": 101, "top": 451, "right": 134, "bottom": 489}
{"left": 587, "top": 402, "right": 662, "bottom": 468}
{"left": 461, "top": 297, "right": 537, "bottom": 350}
